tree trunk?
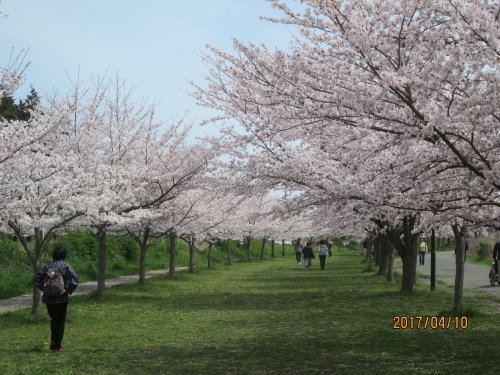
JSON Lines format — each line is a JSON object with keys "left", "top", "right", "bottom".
{"left": 384, "top": 215, "right": 420, "bottom": 291}
{"left": 189, "top": 237, "right": 195, "bottom": 273}
{"left": 399, "top": 248, "right": 417, "bottom": 291}
{"left": 208, "top": 241, "right": 213, "bottom": 269}
{"left": 260, "top": 238, "right": 267, "bottom": 259}
{"left": 138, "top": 240, "right": 147, "bottom": 285}
{"left": 32, "top": 263, "right": 43, "bottom": 316}
{"left": 96, "top": 226, "right": 107, "bottom": 298}
{"left": 169, "top": 231, "right": 177, "bottom": 277}
{"left": 226, "top": 239, "right": 231, "bottom": 265}
{"left": 138, "top": 226, "right": 150, "bottom": 285}
{"left": 378, "top": 235, "right": 391, "bottom": 276}
{"left": 271, "top": 239, "right": 276, "bottom": 258}
{"left": 401, "top": 217, "right": 418, "bottom": 291}
{"left": 245, "top": 236, "right": 251, "bottom": 260}
{"left": 452, "top": 224, "right": 466, "bottom": 312}
{"left": 374, "top": 237, "right": 381, "bottom": 266}
{"left": 282, "top": 240, "right": 285, "bottom": 257}
{"left": 365, "top": 236, "right": 373, "bottom": 269}
{"left": 386, "top": 241, "right": 395, "bottom": 282}
{"left": 7, "top": 222, "right": 54, "bottom": 315}
{"left": 31, "top": 228, "right": 48, "bottom": 315}
{"left": 179, "top": 234, "right": 196, "bottom": 272}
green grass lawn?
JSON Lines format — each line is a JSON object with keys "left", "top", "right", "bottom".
{"left": 0, "top": 236, "right": 280, "bottom": 300}
{"left": 1, "top": 250, "right": 498, "bottom": 375}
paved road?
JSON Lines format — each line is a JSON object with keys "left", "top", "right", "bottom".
{"left": 0, "top": 267, "right": 186, "bottom": 314}
{"left": 416, "top": 251, "right": 500, "bottom": 298}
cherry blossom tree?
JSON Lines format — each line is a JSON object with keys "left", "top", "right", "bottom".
{"left": 193, "top": 0, "right": 500, "bottom": 210}
{"left": 191, "top": 0, "right": 500, "bottom": 298}
{"left": 66, "top": 76, "right": 219, "bottom": 295}
{"left": 0, "top": 90, "right": 94, "bottom": 314}
{"left": 0, "top": 73, "right": 215, "bottom": 312}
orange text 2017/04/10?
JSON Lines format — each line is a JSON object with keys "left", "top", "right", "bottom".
{"left": 393, "top": 316, "right": 469, "bottom": 329}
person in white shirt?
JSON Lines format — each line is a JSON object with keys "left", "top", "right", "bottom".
{"left": 317, "top": 239, "right": 329, "bottom": 270}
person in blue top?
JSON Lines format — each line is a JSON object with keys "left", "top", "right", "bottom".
{"left": 34, "top": 246, "right": 79, "bottom": 352}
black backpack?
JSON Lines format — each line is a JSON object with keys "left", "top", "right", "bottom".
{"left": 44, "top": 267, "right": 65, "bottom": 296}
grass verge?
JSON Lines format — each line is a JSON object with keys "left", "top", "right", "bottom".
{"left": 0, "top": 236, "right": 287, "bottom": 300}
{"left": 1, "top": 250, "right": 499, "bottom": 375}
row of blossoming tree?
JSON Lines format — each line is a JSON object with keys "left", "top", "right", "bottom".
{"left": 0, "top": 64, "right": 316, "bottom": 315}
{"left": 4, "top": 0, "right": 500, "bottom": 315}
{"left": 191, "top": 0, "right": 500, "bottom": 311}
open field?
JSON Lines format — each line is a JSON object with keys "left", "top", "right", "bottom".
{"left": 1, "top": 250, "right": 498, "bottom": 375}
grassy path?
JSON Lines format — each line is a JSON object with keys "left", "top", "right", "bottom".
{"left": 1, "top": 251, "right": 498, "bottom": 374}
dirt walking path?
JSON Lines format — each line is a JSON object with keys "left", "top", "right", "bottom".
{"left": 0, "top": 267, "right": 186, "bottom": 314}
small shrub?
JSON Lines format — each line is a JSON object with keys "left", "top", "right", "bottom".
{"left": 363, "top": 265, "right": 374, "bottom": 272}
{"left": 119, "top": 236, "right": 140, "bottom": 262}
{"left": 0, "top": 268, "right": 34, "bottom": 299}
{"left": 477, "top": 242, "right": 490, "bottom": 260}
{"left": 0, "top": 234, "right": 29, "bottom": 267}
{"left": 110, "top": 260, "right": 126, "bottom": 271}
{"left": 80, "top": 262, "right": 98, "bottom": 280}
{"left": 438, "top": 306, "right": 483, "bottom": 318}
{"left": 54, "top": 229, "right": 98, "bottom": 261}
{"left": 107, "top": 234, "right": 140, "bottom": 262}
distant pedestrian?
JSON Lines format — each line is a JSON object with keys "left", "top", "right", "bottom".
{"left": 327, "top": 241, "right": 333, "bottom": 256}
{"left": 302, "top": 242, "right": 314, "bottom": 270}
{"left": 293, "top": 238, "right": 303, "bottom": 264}
{"left": 317, "top": 239, "right": 329, "bottom": 270}
{"left": 418, "top": 238, "right": 428, "bottom": 266}
{"left": 34, "top": 246, "right": 79, "bottom": 352}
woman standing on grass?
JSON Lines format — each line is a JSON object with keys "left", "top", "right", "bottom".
{"left": 302, "top": 242, "right": 314, "bottom": 270}
{"left": 34, "top": 246, "right": 79, "bottom": 352}
{"left": 317, "top": 240, "right": 329, "bottom": 270}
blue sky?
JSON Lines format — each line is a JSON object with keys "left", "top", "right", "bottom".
{"left": 0, "top": 0, "right": 300, "bottom": 138}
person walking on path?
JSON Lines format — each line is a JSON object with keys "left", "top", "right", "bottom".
{"left": 302, "top": 242, "right": 314, "bottom": 270}
{"left": 293, "top": 238, "right": 303, "bottom": 264}
{"left": 418, "top": 238, "right": 428, "bottom": 266}
{"left": 34, "top": 246, "right": 79, "bottom": 352}
{"left": 317, "top": 239, "right": 329, "bottom": 270}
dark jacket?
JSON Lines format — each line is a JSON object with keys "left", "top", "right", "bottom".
{"left": 302, "top": 245, "right": 314, "bottom": 259}
{"left": 34, "top": 259, "right": 79, "bottom": 304}
{"left": 494, "top": 242, "right": 500, "bottom": 260}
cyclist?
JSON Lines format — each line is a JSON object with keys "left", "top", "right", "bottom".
{"left": 493, "top": 241, "right": 500, "bottom": 275}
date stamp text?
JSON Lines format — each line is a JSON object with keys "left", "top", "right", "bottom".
{"left": 393, "top": 316, "right": 468, "bottom": 329}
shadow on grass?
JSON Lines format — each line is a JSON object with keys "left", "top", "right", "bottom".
{"left": 63, "top": 327, "right": 497, "bottom": 375}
